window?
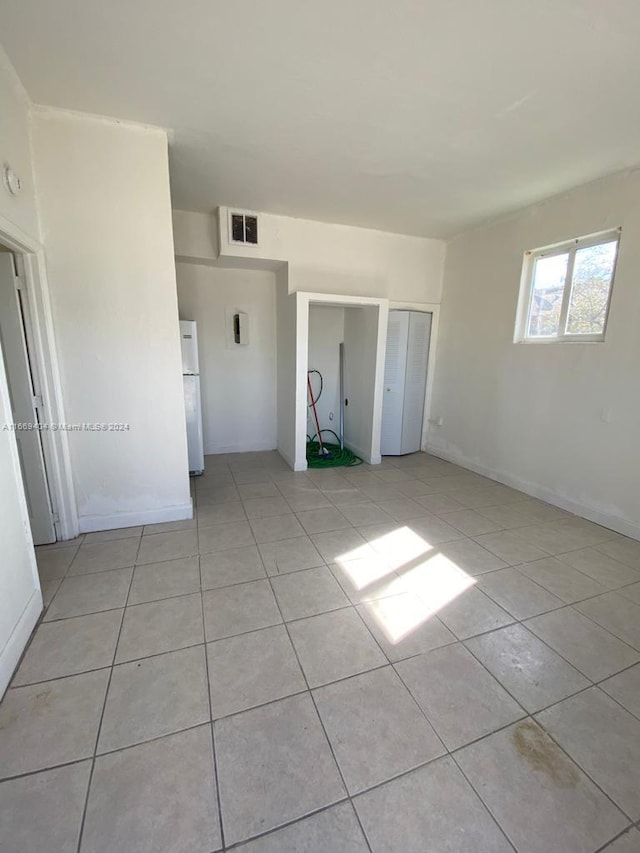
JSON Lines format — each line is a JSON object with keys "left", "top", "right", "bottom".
{"left": 229, "top": 211, "right": 259, "bottom": 245}
{"left": 515, "top": 229, "right": 620, "bottom": 342}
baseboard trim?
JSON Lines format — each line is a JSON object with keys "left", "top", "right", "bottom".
{"left": 425, "top": 441, "right": 640, "bottom": 542}
{"left": 277, "top": 445, "right": 303, "bottom": 471}
{"left": 1, "top": 588, "right": 42, "bottom": 698}
{"left": 347, "top": 442, "right": 379, "bottom": 466}
{"left": 205, "top": 441, "right": 277, "bottom": 454}
{"left": 78, "top": 500, "right": 194, "bottom": 534}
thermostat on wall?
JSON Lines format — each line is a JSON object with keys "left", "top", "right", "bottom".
{"left": 233, "top": 311, "right": 249, "bottom": 345}
{"left": 3, "top": 166, "right": 22, "bottom": 196}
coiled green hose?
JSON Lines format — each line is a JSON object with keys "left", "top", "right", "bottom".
{"left": 306, "top": 431, "right": 363, "bottom": 468}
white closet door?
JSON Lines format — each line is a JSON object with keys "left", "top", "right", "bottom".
{"left": 0, "top": 254, "right": 55, "bottom": 543}
{"left": 380, "top": 311, "right": 409, "bottom": 455}
{"left": 400, "top": 312, "right": 431, "bottom": 454}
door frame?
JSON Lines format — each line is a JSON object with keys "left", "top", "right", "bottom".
{"left": 295, "top": 291, "right": 390, "bottom": 471}
{"left": 389, "top": 301, "right": 441, "bottom": 453}
{"left": 0, "top": 211, "right": 78, "bottom": 540}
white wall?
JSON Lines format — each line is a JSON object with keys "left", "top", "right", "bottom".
{"left": 176, "top": 263, "right": 277, "bottom": 454}
{"left": 429, "top": 168, "right": 640, "bottom": 539}
{"left": 343, "top": 305, "right": 385, "bottom": 463}
{"left": 173, "top": 207, "right": 445, "bottom": 304}
{"left": 0, "top": 47, "right": 42, "bottom": 696}
{"left": 0, "top": 47, "right": 39, "bottom": 240}
{"left": 308, "top": 306, "right": 344, "bottom": 439}
{"left": 173, "top": 208, "right": 443, "bottom": 470}
{"left": 218, "top": 206, "right": 444, "bottom": 302}
{"left": 275, "top": 267, "right": 298, "bottom": 468}
{"left": 173, "top": 209, "right": 219, "bottom": 263}
{"left": 32, "top": 109, "right": 191, "bottom": 531}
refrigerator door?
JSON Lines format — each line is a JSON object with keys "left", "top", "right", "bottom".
{"left": 180, "top": 320, "right": 199, "bottom": 375}
{"left": 183, "top": 374, "right": 205, "bottom": 474}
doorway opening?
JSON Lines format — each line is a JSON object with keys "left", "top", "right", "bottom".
{"left": 296, "top": 293, "right": 389, "bottom": 471}
{"left": 307, "top": 302, "right": 382, "bottom": 467}
{"left": 307, "top": 304, "right": 348, "bottom": 465}
{"left": 0, "top": 246, "right": 55, "bottom": 543}
{"left": 0, "top": 225, "right": 76, "bottom": 545}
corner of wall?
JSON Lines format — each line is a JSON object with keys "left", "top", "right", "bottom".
{"left": 172, "top": 208, "right": 219, "bottom": 262}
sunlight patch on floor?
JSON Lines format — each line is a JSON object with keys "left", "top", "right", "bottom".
{"left": 365, "top": 526, "right": 434, "bottom": 570}
{"left": 402, "top": 552, "right": 476, "bottom": 617}
{"left": 337, "top": 526, "right": 476, "bottom": 644}
{"left": 334, "top": 554, "right": 396, "bottom": 590}
{"left": 363, "top": 593, "right": 436, "bottom": 644}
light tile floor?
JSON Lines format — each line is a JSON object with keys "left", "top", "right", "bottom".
{"left": 1, "top": 451, "right": 640, "bottom": 852}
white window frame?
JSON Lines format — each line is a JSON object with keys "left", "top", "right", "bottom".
{"left": 514, "top": 228, "right": 621, "bottom": 344}
{"left": 228, "top": 209, "right": 260, "bottom": 247}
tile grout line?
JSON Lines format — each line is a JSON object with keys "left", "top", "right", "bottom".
{"left": 528, "top": 711, "right": 638, "bottom": 826}
{"left": 17, "top": 535, "right": 640, "bottom": 701}
{"left": 522, "top": 610, "right": 640, "bottom": 682}
{"left": 593, "top": 825, "right": 639, "bottom": 853}
{"left": 435, "top": 658, "right": 638, "bottom": 849}
{"left": 198, "top": 549, "right": 227, "bottom": 853}
{"left": 344, "top": 611, "right": 460, "bottom": 777}
{"left": 6, "top": 546, "right": 82, "bottom": 685}
{"left": 563, "top": 595, "right": 640, "bottom": 649}
{"left": 469, "top": 582, "right": 640, "bottom": 677}
{"left": 0, "top": 755, "right": 96, "bottom": 786}
{"left": 74, "top": 532, "right": 140, "bottom": 853}
{"left": 449, "top": 606, "right": 611, "bottom": 720}
{"left": 16, "top": 454, "right": 640, "bottom": 849}
{"left": 258, "top": 534, "right": 375, "bottom": 853}
{"left": 5, "top": 540, "right": 87, "bottom": 688}
{"left": 542, "top": 551, "right": 640, "bottom": 591}
{"left": 5, "top": 628, "right": 637, "bottom": 788}
{"left": 221, "top": 798, "right": 353, "bottom": 851}
{"left": 447, "top": 750, "right": 519, "bottom": 853}
{"left": 2, "top": 692, "right": 634, "bottom": 840}
{"left": 449, "top": 639, "right": 640, "bottom": 827}
{"left": 460, "top": 624, "right": 594, "bottom": 715}
{"left": 21, "top": 515, "right": 640, "bottom": 697}
{"left": 595, "top": 669, "right": 640, "bottom": 724}
{"left": 0, "top": 720, "right": 223, "bottom": 786}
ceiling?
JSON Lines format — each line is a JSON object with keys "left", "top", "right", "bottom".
{"left": 3, "top": 0, "right": 640, "bottom": 237}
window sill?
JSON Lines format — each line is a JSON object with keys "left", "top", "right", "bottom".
{"left": 515, "top": 337, "right": 605, "bottom": 345}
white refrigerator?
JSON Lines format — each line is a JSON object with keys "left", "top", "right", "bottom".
{"left": 180, "top": 320, "right": 205, "bottom": 475}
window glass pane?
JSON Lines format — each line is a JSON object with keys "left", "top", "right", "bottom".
{"left": 527, "top": 253, "right": 568, "bottom": 337}
{"left": 244, "top": 215, "right": 258, "bottom": 244}
{"left": 565, "top": 240, "right": 617, "bottom": 335}
{"left": 231, "top": 213, "right": 245, "bottom": 242}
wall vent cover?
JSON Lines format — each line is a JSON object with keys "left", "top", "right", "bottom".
{"left": 229, "top": 210, "right": 259, "bottom": 246}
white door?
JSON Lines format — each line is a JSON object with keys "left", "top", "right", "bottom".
{"left": 401, "top": 312, "right": 431, "bottom": 454}
{"left": 380, "top": 310, "right": 431, "bottom": 455}
{"left": 0, "top": 254, "right": 56, "bottom": 544}
{"left": 380, "top": 311, "right": 410, "bottom": 455}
